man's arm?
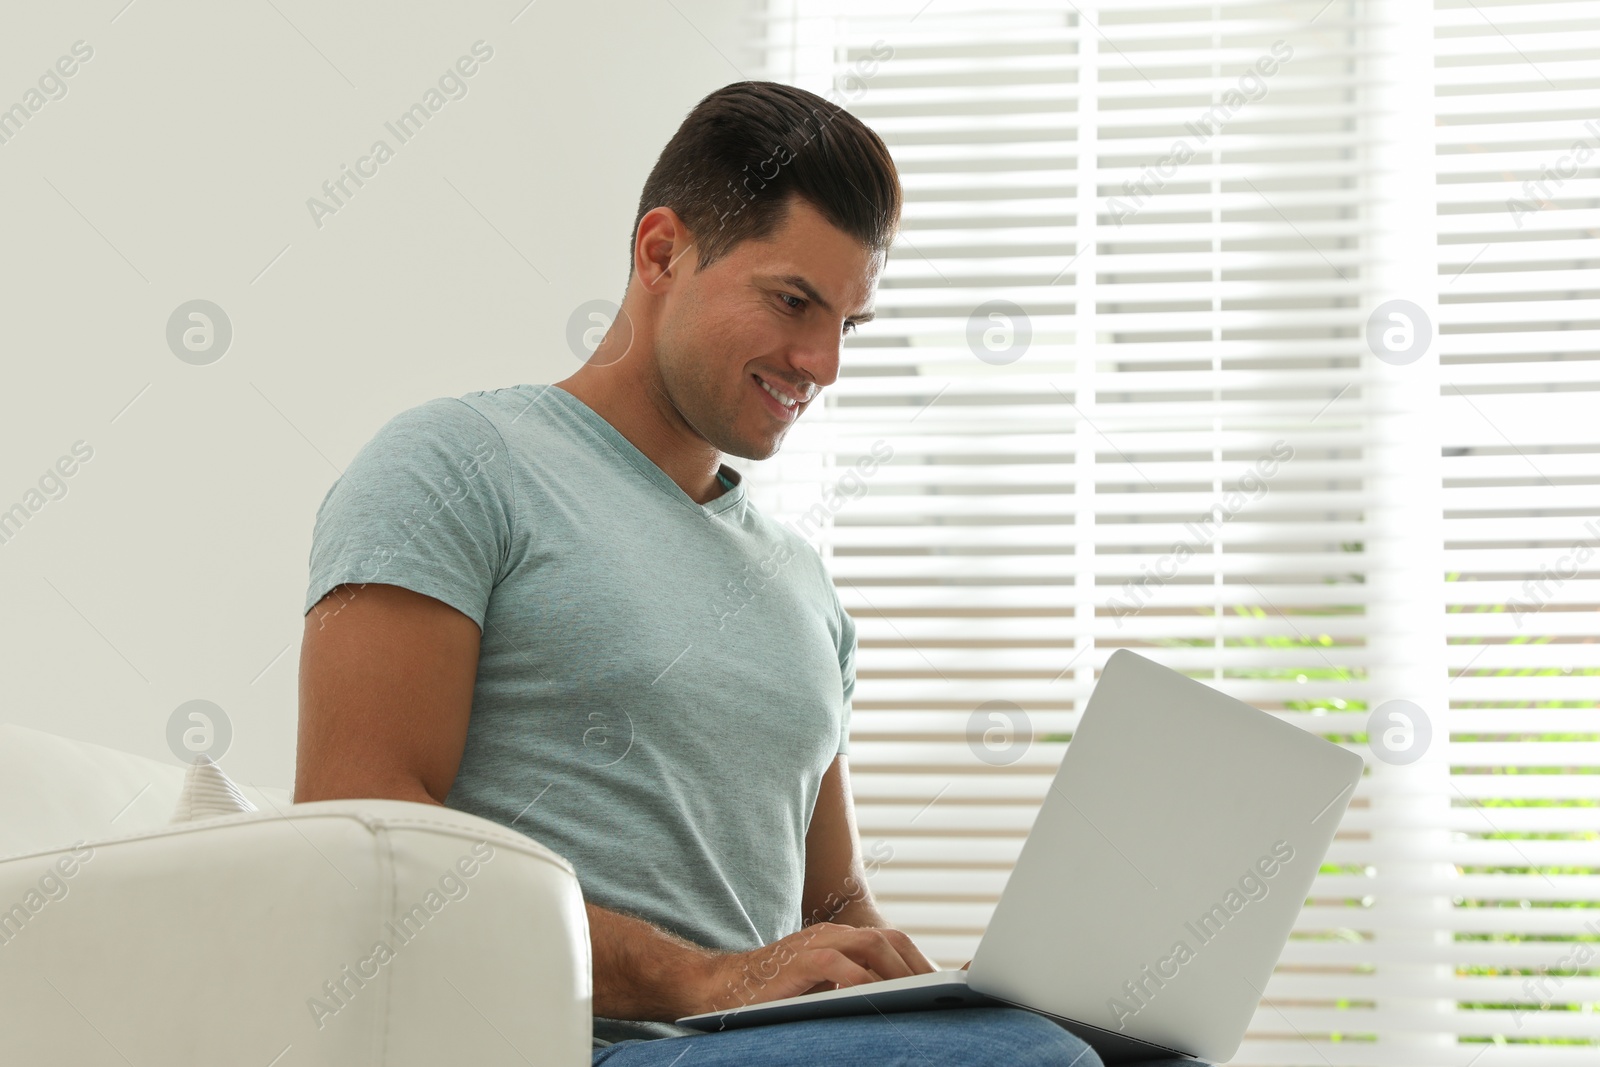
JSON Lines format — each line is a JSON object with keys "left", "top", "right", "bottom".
{"left": 801, "top": 755, "right": 895, "bottom": 929}
{"left": 297, "top": 583, "right": 934, "bottom": 1020}
{"left": 296, "top": 582, "right": 478, "bottom": 805}
{"left": 801, "top": 757, "right": 965, "bottom": 972}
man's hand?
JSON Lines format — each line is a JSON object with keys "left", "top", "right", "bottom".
{"left": 588, "top": 907, "right": 936, "bottom": 1022}
{"left": 697, "top": 921, "right": 936, "bottom": 1014}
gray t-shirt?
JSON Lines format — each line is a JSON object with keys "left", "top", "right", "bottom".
{"left": 302, "top": 383, "right": 855, "bottom": 1047}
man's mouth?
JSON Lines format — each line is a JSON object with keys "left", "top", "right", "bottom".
{"left": 752, "top": 373, "right": 810, "bottom": 421}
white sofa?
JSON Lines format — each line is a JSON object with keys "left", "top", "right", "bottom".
{"left": 0, "top": 724, "right": 592, "bottom": 1065}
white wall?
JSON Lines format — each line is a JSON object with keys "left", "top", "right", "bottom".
{"left": 0, "top": 0, "right": 761, "bottom": 789}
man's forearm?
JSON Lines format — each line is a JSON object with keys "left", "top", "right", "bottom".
{"left": 816, "top": 893, "right": 892, "bottom": 930}
{"left": 586, "top": 901, "right": 715, "bottom": 1021}
{"left": 589, "top": 899, "right": 939, "bottom": 1022}
{"left": 801, "top": 864, "right": 893, "bottom": 930}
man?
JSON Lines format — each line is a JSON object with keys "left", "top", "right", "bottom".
{"left": 297, "top": 80, "right": 1202, "bottom": 1067}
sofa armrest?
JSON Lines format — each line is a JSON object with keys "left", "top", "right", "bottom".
{"left": 0, "top": 799, "right": 591, "bottom": 1066}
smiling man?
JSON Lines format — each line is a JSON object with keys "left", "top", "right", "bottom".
{"left": 295, "top": 81, "right": 1191, "bottom": 1067}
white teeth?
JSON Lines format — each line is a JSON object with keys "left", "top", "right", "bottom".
{"left": 758, "top": 377, "right": 798, "bottom": 408}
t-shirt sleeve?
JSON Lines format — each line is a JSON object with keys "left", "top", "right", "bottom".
{"left": 303, "top": 397, "right": 515, "bottom": 633}
{"left": 834, "top": 583, "right": 856, "bottom": 757}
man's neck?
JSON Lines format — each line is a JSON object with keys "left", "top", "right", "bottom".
{"left": 552, "top": 372, "right": 725, "bottom": 505}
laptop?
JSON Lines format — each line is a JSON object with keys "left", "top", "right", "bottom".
{"left": 677, "top": 649, "right": 1365, "bottom": 1064}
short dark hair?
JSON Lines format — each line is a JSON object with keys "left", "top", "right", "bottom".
{"left": 628, "top": 80, "right": 901, "bottom": 280}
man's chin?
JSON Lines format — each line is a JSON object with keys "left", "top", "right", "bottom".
{"left": 717, "top": 427, "right": 785, "bottom": 462}
{"left": 721, "top": 438, "right": 782, "bottom": 462}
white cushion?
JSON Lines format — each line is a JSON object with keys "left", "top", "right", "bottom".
{"left": 0, "top": 724, "right": 289, "bottom": 859}
{"left": 169, "top": 754, "right": 259, "bottom": 823}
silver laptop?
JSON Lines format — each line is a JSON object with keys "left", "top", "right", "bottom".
{"left": 678, "top": 649, "right": 1365, "bottom": 1064}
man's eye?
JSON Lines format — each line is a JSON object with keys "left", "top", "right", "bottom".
{"left": 781, "top": 292, "right": 856, "bottom": 335}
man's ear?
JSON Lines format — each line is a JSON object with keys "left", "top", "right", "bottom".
{"left": 634, "top": 206, "right": 693, "bottom": 295}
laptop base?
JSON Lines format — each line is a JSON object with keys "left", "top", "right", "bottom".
{"left": 677, "top": 972, "right": 1196, "bottom": 1062}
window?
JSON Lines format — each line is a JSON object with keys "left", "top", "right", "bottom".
{"left": 748, "top": 0, "right": 1600, "bottom": 1061}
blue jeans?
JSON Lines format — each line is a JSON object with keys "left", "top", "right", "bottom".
{"left": 590, "top": 1006, "right": 1208, "bottom": 1066}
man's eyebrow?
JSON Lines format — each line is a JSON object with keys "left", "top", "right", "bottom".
{"left": 772, "top": 274, "right": 876, "bottom": 324}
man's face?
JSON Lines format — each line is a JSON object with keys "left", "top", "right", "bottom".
{"left": 653, "top": 196, "right": 882, "bottom": 461}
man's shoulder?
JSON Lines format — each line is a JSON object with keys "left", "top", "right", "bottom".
{"left": 370, "top": 384, "right": 560, "bottom": 450}
{"left": 452, "top": 383, "right": 556, "bottom": 421}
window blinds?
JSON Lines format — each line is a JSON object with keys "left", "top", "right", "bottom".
{"left": 747, "top": 0, "right": 1597, "bottom": 1062}
{"left": 1433, "top": 0, "right": 1600, "bottom": 1061}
